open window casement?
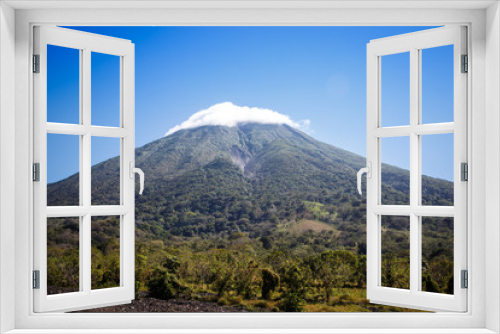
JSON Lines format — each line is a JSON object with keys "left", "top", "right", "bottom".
{"left": 33, "top": 26, "right": 141, "bottom": 312}
{"left": 363, "top": 26, "right": 467, "bottom": 312}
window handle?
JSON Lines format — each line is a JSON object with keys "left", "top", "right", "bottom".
{"left": 129, "top": 162, "right": 145, "bottom": 195}
{"left": 357, "top": 162, "right": 371, "bottom": 195}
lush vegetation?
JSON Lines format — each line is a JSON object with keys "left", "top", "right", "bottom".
{"left": 47, "top": 124, "right": 454, "bottom": 311}
{"left": 47, "top": 210, "right": 453, "bottom": 311}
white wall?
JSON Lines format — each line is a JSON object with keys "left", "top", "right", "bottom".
{"left": 0, "top": 2, "right": 16, "bottom": 333}
{"left": 1, "top": 3, "right": 496, "bottom": 332}
{"left": 486, "top": 2, "right": 500, "bottom": 333}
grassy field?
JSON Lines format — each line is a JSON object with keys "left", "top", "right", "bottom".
{"left": 198, "top": 287, "right": 424, "bottom": 313}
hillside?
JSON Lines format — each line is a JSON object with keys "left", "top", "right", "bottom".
{"left": 48, "top": 123, "right": 453, "bottom": 243}
{"left": 47, "top": 123, "right": 455, "bottom": 311}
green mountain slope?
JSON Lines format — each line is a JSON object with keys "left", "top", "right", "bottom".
{"left": 47, "top": 123, "right": 456, "bottom": 300}
{"left": 48, "top": 123, "right": 453, "bottom": 244}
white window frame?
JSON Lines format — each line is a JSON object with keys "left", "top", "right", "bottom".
{"left": 366, "top": 26, "right": 468, "bottom": 312}
{"left": 33, "top": 26, "right": 136, "bottom": 312}
{"left": 0, "top": 1, "right": 499, "bottom": 333}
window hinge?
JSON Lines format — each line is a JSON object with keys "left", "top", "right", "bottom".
{"left": 461, "top": 162, "right": 468, "bottom": 181}
{"left": 461, "top": 54, "right": 468, "bottom": 73}
{"left": 33, "top": 54, "right": 40, "bottom": 73}
{"left": 461, "top": 270, "right": 468, "bottom": 289}
{"left": 33, "top": 270, "right": 40, "bottom": 289}
{"left": 33, "top": 163, "right": 40, "bottom": 182}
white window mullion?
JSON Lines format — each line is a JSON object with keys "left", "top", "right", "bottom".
{"left": 82, "top": 47, "right": 92, "bottom": 295}
{"left": 366, "top": 45, "right": 380, "bottom": 298}
{"left": 46, "top": 124, "right": 129, "bottom": 138}
{"left": 78, "top": 48, "right": 84, "bottom": 293}
{"left": 119, "top": 54, "right": 125, "bottom": 287}
{"left": 81, "top": 214, "right": 91, "bottom": 294}
{"left": 82, "top": 48, "right": 91, "bottom": 209}
{"left": 372, "top": 126, "right": 411, "bottom": 137}
{"left": 122, "top": 45, "right": 136, "bottom": 294}
{"left": 373, "top": 205, "right": 411, "bottom": 215}
{"left": 416, "top": 48, "right": 424, "bottom": 294}
{"left": 413, "top": 123, "right": 454, "bottom": 135}
{"left": 373, "top": 124, "right": 454, "bottom": 138}
{"left": 373, "top": 205, "right": 455, "bottom": 217}
{"left": 409, "top": 47, "right": 420, "bottom": 295}
{"left": 90, "top": 126, "right": 129, "bottom": 138}
{"left": 47, "top": 123, "right": 87, "bottom": 135}
{"left": 377, "top": 214, "right": 382, "bottom": 287}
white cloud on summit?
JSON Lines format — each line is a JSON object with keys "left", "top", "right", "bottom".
{"left": 165, "top": 102, "right": 310, "bottom": 136}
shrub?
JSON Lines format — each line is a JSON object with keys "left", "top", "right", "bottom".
{"left": 260, "top": 236, "right": 273, "bottom": 250}
{"left": 217, "top": 297, "right": 229, "bottom": 306}
{"left": 213, "top": 271, "right": 233, "bottom": 297}
{"left": 445, "top": 274, "right": 454, "bottom": 294}
{"left": 135, "top": 280, "right": 141, "bottom": 299}
{"left": 261, "top": 268, "right": 280, "bottom": 300}
{"left": 254, "top": 300, "right": 269, "bottom": 308}
{"left": 281, "top": 264, "right": 306, "bottom": 298}
{"left": 423, "top": 274, "right": 440, "bottom": 293}
{"left": 146, "top": 268, "right": 182, "bottom": 300}
{"left": 338, "top": 293, "right": 354, "bottom": 305}
{"left": 281, "top": 291, "right": 304, "bottom": 312}
{"left": 227, "top": 295, "right": 243, "bottom": 306}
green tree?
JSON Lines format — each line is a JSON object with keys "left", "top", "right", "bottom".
{"left": 428, "top": 256, "right": 453, "bottom": 292}
{"left": 356, "top": 255, "right": 367, "bottom": 287}
{"left": 281, "top": 262, "right": 308, "bottom": 299}
{"left": 147, "top": 267, "right": 182, "bottom": 300}
{"left": 445, "top": 274, "right": 454, "bottom": 294}
{"left": 281, "top": 291, "right": 304, "bottom": 312}
{"left": 234, "top": 260, "right": 259, "bottom": 299}
{"left": 382, "top": 256, "right": 410, "bottom": 289}
{"left": 316, "top": 250, "right": 357, "bottom": 302}
{"left": 261, "top": 268, "right": 280, "bottom": 300}
{"left": 422, "top": 274, "right": 440, "bottom": 293}
{"left": 210, "top": 249, "right": 236, "bottom": 297}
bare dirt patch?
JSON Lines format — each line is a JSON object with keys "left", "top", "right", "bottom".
{"left": 291, "top": 220, "right": 337, "bottom": 234}
{"left": 74, "top": 296, "right": 248, "bottom": 313}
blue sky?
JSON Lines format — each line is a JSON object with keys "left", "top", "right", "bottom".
{"left": 47, "top": 26, "right": 454, "bottom": 183}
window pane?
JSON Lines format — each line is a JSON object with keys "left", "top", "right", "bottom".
{"left": 91, "top": 137, "right": 121, "bottom": 206}
{"left": 47, "top": 217, "right": 80, "bottom": 295}
{"left": 91, "top": 52, "right": 120, "bottom": 127}
{"left": 381, "top": 216, "right": 410, "bottom": 289}
{"left": 47, "top": 45, "right": 80, "bottom": 124}
{"left": 381, "top": 52, "right": 410, "bottom": 127}
{"left": 421, "top": 217, "right": 454, "bottom": 295}
{"left": 91, "top": 216, "right": 121, "bottom": 290}
{"left": 421, "top": 133, "right": 454, "bottom": 206}
{"left": 421, "top": 45, "right": 454, "bottom": 124}
{"left": 381, "top": 136, "right": 410, "bottom": 205}
{"left": 47, "top": 133, "right": 80, "bottom": 206}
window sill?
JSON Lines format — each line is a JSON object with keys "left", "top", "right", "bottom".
{"left": 4, "top": 329, "right": 498, "bottom": 334}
